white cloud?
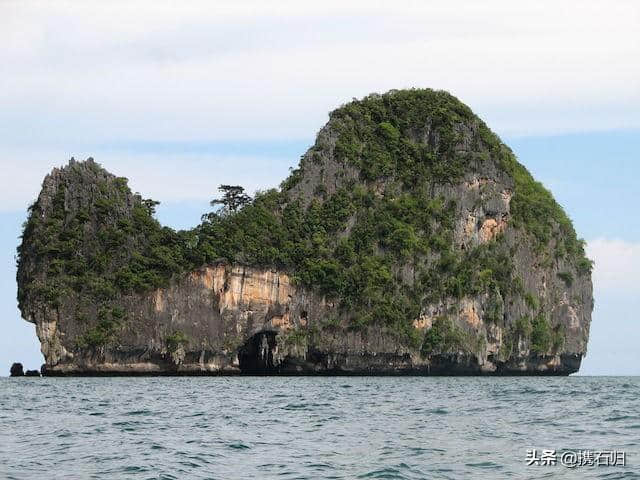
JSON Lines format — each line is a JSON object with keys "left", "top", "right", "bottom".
{"left": 0, "top": 0, "right": 638, "bottom": 146}
{"left": 586, "top": 238, "right": 640, "bottom": 294}
{"left": 1, "top": 1, "right": 638, "bottom": 210}
{"left": 0, "top": 148, "right": 295, "bottom": 212}
{"left": 104, "top": 153, "right": 293, "bottom": 203}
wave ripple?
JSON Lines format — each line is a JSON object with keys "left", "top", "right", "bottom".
{"left": 1, "top": 377, "right": 638, "bottom": 479}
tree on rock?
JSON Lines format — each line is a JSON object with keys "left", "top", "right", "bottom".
{"left": 210, "top": 185, "right": 252, "bottom": 216}
{"left": 142, "top": 198, "right": 160, "bottom": 216}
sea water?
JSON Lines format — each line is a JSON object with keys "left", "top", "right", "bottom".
{"left": 1, "top": 376, "right": 638, "bottom": 479}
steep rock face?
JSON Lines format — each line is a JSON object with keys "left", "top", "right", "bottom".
{"left": 31, "top": 264, "right": 308, "bottom": 374}
{"left": 17, "top": 89, "right": 593, "bottom": 375}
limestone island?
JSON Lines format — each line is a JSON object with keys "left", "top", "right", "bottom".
{"left": 17, "top": 89, "right": 593, "bottom": 376}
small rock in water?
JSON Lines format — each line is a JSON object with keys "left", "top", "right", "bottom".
{"left": 25, "top": 370, "right": 41, "bottom": 377}
{"left": 10, "top": 363, "right": 24, "bottom": 376}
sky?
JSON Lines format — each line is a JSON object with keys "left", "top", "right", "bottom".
{"left": 1, "top": 1, "right": 638, "bottom": 375}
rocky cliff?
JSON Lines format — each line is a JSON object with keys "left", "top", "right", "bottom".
{"left": 17, "top": 89, "right": 593, "bottom": 375}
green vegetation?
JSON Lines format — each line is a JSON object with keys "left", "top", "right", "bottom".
{"left": 551, "top": 325, "right": 566, "bottom": 352}
{"left": 557, "top": 271, "right": 574, "bottom": 288}
{"left": 17, "top": 163, "right": 193, "bottom": 348}
{"left": 500, "top": 315, "right": 532, "bottom": 360}
{"left": 530, "top": 314, "right": 552, "bottom": 354}
{"left": 330, "top": 90, "right": 474, "bottom": 186}
{"left": 500, "top": 314, "right": 565, "bottom": 358}
{"left": 477, "top": 124, "right": 591, "bottom": 271}
{"left": 484, "top": 288, "right": 505, "bottom": 324}
{"left": 523, "top": 293, "right": 539, "bottom": 310}
{"left": 515, "top": 315, "right": 533, "bottom": 338}
{"left": 17, "top": 90, "right": 591, "bottom": 354}
{"left": 419, "top": 236, "right": 518, "bottom": 304}
{"left": 281, "top": 327, "right": 309, "bottom": 348}
{"left": 18, "top": 172, "right": 193, "bottom": 308}
{"left": 420, "top": 317, "right": 466, "bottom": 356}
{"left": 76, "top": 306, "right": 124, "bottom": 348}
{"left": 165, "top": 331, "right": 189, "bottom": 353}
{"left": 209, "top": 185, "right": 252, "bottom": 215}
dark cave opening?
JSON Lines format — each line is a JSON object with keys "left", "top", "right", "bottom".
{"left": 238, "top": 331, "right": 278, "bottom": 374}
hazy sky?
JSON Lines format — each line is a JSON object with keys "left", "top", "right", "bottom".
{"left": 1, "top": 1, "right": 638, "bottom": 375}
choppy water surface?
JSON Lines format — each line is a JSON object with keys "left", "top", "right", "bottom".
{"left": 1, "top": 377, "right": 638, "bottom": 479}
